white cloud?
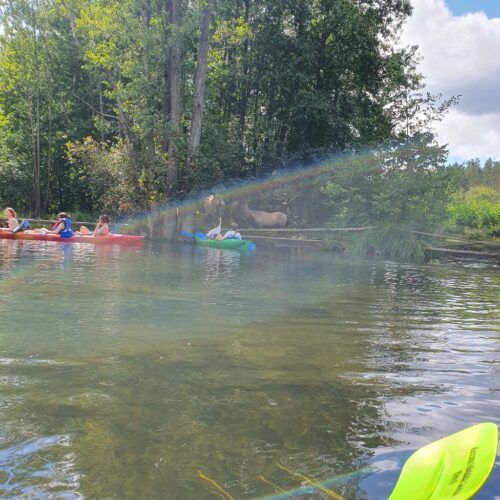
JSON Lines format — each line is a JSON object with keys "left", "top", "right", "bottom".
{"left": 401, "top": 0, "right": 500, "bottom": 159}
{"left": 435, "top": 110, "right": 500, "bottom": 160}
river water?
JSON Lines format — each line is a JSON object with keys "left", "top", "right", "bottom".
{"left": 0, "top": 239, "right": 498, "bottom": 499}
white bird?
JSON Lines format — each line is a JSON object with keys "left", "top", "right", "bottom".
{"left": 206, "top": 218, "right": 222, "bottom": 238}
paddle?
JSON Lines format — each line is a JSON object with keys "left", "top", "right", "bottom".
{"left": 179, "top": 230, "right": 209, "bottom": 240}
{"left": 388, "top": 422, "right": 498, "bottom": 500}
{"left": 255, "top": 422, "right": 498, "bottom": 500}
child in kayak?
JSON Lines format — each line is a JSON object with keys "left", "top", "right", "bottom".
{"left": 45, "top": 212, "right": 74, "bottom": 238}
{"left": 77, "top": 215, "right": 110, "bottom": 236}
{"left": 222, "top": 223, "right": 242, "bottom": 240}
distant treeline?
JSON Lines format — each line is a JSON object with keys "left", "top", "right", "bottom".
{"left": 1, "top": 0, "right": 458, "bottom": 217}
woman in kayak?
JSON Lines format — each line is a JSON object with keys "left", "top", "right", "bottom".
{"left": 77, "top": 215, "right": 110, "bottom": 236}
{"left": 29, "top": 214, "right": 65, "bottom": 234}
{"left": 222, "top": 223, "right": 242, "bottom": 240}
{"left": 0, "top": 208, "right": 18, "bottom": 230}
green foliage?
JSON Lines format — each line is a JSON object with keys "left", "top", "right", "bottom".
{"left": 66, "top": 137, "right": 138, "bottom": 215}
{"left": 447, "top": 186, "right": 500, "bottom": 237}
{"left": 318, "top": 134, "right": 452, "bottom": 227}
{"left": 321, "top": 224, "right": 428, "bottom": 260}
{"left": 353, "top": 224, "right": 428, "bottom": 259}
{"left": 446, "top": 159, "right": 500, "bottom": 191}
{"left": 0, "top": 0, "right": 461, "bottom": 230}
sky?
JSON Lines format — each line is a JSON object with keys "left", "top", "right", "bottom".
{"left": 401, "top": 0, "right": 500, "bottom": 161}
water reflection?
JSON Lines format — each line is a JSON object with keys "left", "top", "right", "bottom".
{"left": 0, "top": 240, "right": 498, "bottom": 498}
{"left": 0, "top": 435, "right": 81, "bottom": 498}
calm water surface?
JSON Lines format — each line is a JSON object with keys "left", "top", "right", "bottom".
{"left": 0, "top": 239, "right": 498, "bottom": 499}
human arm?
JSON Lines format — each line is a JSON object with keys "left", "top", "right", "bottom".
{"left": 47, "top": 222, "right": 64, "bottom": 235}
{"left": 94, "top": 222, "right": 109, "bottom": 236}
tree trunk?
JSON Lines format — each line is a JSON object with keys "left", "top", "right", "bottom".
{"left": 141, "top": 0, "right": 156, "bottom": 160}
{"left": 31, "top": 3, "right": 41, "bottom": 215}
{"left": 189, "top": 5, "right": 211, "bottom": 153}
{"left": 115, "top": 90, "right": 142, "bottom": 196}
{"left": 142, "top": 0, "right": 151, "bottom": 28}
{"left": 165, "top": 0, "right": 182, "bottom": 197}
{"left": 237, "top": 0, "right": 250, "bottom": 145}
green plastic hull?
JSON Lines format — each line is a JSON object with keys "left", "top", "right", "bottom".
{"left": 195, "top": 237, "right": 254, "bottom": 250}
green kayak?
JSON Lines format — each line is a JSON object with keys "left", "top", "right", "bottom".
{"left": 195, "top": 236, "right": 256, "bottom": 251}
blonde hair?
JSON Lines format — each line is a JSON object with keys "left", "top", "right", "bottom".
{"left": 5, "top": 207, "right": 16, "bottom": 218}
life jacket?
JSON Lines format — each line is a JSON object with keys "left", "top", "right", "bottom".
{"left": 225, "top": 230, "right": 241, "bottom": 240}
{"left": 58, "top": 218, "right": 74, "bottom": 239}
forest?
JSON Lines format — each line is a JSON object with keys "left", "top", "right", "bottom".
{"left": 0, "top": 0, "right": 499, "bottom": 248}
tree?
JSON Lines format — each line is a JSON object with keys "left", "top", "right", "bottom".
{"left": 190, "top": 2, "right": 211, "bottom": 154}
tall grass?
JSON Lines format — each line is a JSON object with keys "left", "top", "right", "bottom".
{"left": 351, "top": 224, "right": 428, "bottom": 259}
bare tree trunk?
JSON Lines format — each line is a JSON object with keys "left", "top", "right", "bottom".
{"left": 189, "top": 5, "right": 211, "bottom": 153}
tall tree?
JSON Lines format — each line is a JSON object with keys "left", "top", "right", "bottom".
{"left": 164, "top": 0, "right": 182, "bottom": 195}
{"left": 189, "top": 2, "right": 211, "bottom": 154}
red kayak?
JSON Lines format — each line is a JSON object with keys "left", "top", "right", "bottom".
{"left": 0, "top": 231, "right": 144, "bottom": 245}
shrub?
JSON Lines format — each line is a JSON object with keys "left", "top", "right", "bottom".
{"left": 447, "top": 186, "right": 500, "bottom": 236}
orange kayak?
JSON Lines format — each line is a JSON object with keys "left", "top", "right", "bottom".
{"left": 0, "top": 231, "right": 144, "bottom": 245}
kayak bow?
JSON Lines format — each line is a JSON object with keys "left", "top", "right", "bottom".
{"left": 0, "top": 231, "right": 144, "bottom": 245}
{"left": 195, "top": 236, "right": 256, "bottom": 251}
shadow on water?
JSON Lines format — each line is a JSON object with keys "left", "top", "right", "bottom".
{"left": 0, "top": 240, "right": 498, "bottom": 498}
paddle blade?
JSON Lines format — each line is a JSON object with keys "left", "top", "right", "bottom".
{"left": 389, "top": 422, "right": 498, "bottom": 500}
{"left": 194, "top": 231, "right": 208, "bottom": 240}
{"left": 179, "top": 231, "right": 194, "bottom": 238}
{"left": 247, "top": 243, "right": 257, "bottom": 251}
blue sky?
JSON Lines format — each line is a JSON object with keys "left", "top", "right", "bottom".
{"left": 446, "top": 0, "right": 500, "bottom": 18}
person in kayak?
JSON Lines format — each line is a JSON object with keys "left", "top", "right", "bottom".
{"left": 222, "top": 223, "right": 242, "bottom": 240}
{"left": 77, "top": 215, "right": 110, "bottom": 236}
{"left": 46, "top": 212, "right": 74, "bottom": 238}
{"left": 0, "top": 207, "right": 18, "bottom": 230}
